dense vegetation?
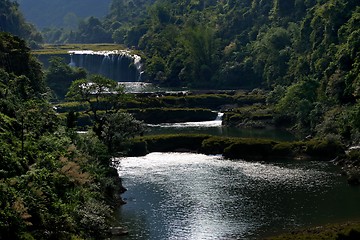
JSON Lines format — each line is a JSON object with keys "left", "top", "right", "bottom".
{"left": 129, "top": 134, "right": 344, "bottom": 161}
{"left": 17, "top": 0, "right": 111, "bottom": 29}
{"left": 2, "top": 0, "right": 360, "bottom": 238}
{"left": 0, "top": 0, "right": 43, "bottom": 48}
{"left": 0, "top": 31, "right": 144, "bottom": 239}
{"left": 35, "top": 0, "right": 360, "bottom": 142}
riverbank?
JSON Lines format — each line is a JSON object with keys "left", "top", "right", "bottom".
{"left": 128, "top": 134, "right": 345, "bottom": 161}
{"left": 264, "top": 221, "right": 360, "bottom": 239}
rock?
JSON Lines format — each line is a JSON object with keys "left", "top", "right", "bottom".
{"left": 347, "top": 175, "right": 360, "bottom": 186}
{"left": 110, "top": 226, "right": 129, "bottom": 236}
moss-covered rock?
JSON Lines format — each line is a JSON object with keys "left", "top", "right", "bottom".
{"left": 303, "top": 139, "right": 345, "bottom": 160}
{"left": 128, "top": 135, "right": 345, "bottom": 161}
{"left": 200, "top": 137, "right": 236, "bottom": 155}
{"left": 223, "top": 139, "right": 277, "bottom": 160}
{"left": 129, "top": 108, "right": 218, "bottom": 124}
{"left": 130, "top": 134, "right": 211, "bottom": 154}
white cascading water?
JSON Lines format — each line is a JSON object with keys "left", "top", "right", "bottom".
{"left": 148, "top": 112, "right": 224, "bottom": 128}
{"left": 68, "top": 50, "right": 143, "bottom": 82}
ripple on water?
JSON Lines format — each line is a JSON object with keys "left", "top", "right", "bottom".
{"left": 117, "top": 152, "right": 359, "bottom": 240}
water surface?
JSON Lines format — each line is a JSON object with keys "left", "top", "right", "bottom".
{"left": 146, "top": 114, "right": 295, "bottom": 142}
{"left": 117, "top": 152, "right": 360, "bottom": 240}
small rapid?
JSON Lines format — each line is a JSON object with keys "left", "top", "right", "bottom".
{"left": 148, "top": 112, "right": 224, "bottom": 128}
{"left": 145, "top": 112, "right": 295, "bottom": 141}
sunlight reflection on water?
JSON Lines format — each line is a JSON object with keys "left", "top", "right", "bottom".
{"left": 116, "top": 152, "right": 360, "bottom": 240}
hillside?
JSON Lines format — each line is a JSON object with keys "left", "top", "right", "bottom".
{"left": 17, "top": 0, "right": 112, "bottom": 28}
{"left": 40, "top": 0, "right": 360, "bottom": 142}
{"left": 0, "top": 0, "right": 42, "bottom": 46}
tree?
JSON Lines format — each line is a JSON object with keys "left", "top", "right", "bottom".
{"left": 66, "top": 75, "right": 143, "bottom": 148}
{"left": 180, "top": 25, "right": 220, "bottom": 86}
{"left": 0, "top": 32, "right": 45, "bottom": 95}
{"left": 251, "top": 26, "right": 292, "bottom": 86}
{"left": 77, "top": 17, "right": 112, "bottom": 43}
{"left": 46, "top": 57, "right": 87, "bottom": 100}
{"left": 276, "top": 79, "right": 319, "bottom": 129}
{"left": 101, "top": 112, "right": 144, "bottom": 155}
{"left": 0, "top": 0, "right": 43, "bottom": 44}
{"left": 0, "top": 32, "right": 125, "bottom": 240}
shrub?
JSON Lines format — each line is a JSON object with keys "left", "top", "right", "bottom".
{"left": 127, "top": 139, "right": 148, "bottom": 156}
{"left": 223, "top": 139, "right": 276, "bottom": 160}
{"left": 271, "top": 142, "right": 295, "bottom": 157}
{"left": 139, "top": 134, "right": 210, "bottom": 152}
{"left": 304, "top": 139, "right": 345, "bottom": 160}
{"left": 200, "top": 137, "right": 235, "bottom": 154}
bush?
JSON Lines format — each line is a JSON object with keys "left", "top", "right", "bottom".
{"left": 304, "top": 139, "right": 345, "bottom": 160}
{"left": 127, "top": 139, "right": 148, "bottom": 156}
{"left": 223, "top": 139, "right": 276, "bottom": 160}
{"left": 200, "top": 137, "right": 235, "bottom": 154}
{"left": 271, "top": 142, "right": 295, "bottom": 157}
{"left": 138, "top": 134, "right": 210, "bottom": 152}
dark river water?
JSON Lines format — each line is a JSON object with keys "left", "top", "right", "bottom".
{"left": 145, "top": 113, "right": 296, "bottom": 142}
{"left": 116, "top": 152, "right": 360, "bottom": 240}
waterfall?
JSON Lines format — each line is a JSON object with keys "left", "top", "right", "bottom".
{"left": 68, "top": 50, "right": 142, "bottom": 82}
{"left": 215, "top": 112, "right": 224, "bottom": 121}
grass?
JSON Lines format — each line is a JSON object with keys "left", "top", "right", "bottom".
{"left": 32, "top": 43, "right": 127, "bottom": 55}
{"left": 265, "top": 221, "right": 360, "bottom": 240}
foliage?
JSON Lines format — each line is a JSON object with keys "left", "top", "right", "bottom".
{"left": 0, "top": 32, "right": 131, "bottom": 239}
{"left": 17, "top": 0, "right": 111, "bottom": 29}
{"left": 101, "top": 112, "right": 144, "bottom": 154}
{"left": 276, "top": 79, "right": 319, "bottom": 129}
{"left": 46, "top": 57, "right": 87, "bottom": 100}
{"left": 0, "top": 32, "right": 45, "bottom": 96}
{"left": 66, "top": 74, "right": 144, "bottom": 154}
{"left": 179, "top": 25, "right": 220, "bottom": 86}
{"left": 10, "top": 0, "right": 360, "bottom": 141}
{"left": 0, "top": 0, "right": 43, "bottom": 46}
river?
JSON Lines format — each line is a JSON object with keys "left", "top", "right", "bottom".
{"left": 116, "top": 152, "right": 360, "bottom": 240}
{"left": 146, "top": 113, "right": 296, "bottom": 142}
{"left": 115, "top": 85, "right": 357, "bottom": 239}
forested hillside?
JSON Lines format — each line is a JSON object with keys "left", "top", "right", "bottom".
{"left": 0, "top": 31, "right": 135, "bottom": 239}
{"left": 0, "top": 3, "right": 144, "bottom": 237}
{"left": 5, "top": 0, "right": 360, "bottom": 141}
{"left": 41, "top": 0, "right": 154, "bottom": 44}
{"left": 0, "top": 0, "right": 42, "bottom": 47}
{"left": 17, "top": 0, "right": 111, "bottom": 28}
{"left": 1, "top": 1, "right": 360, "bottom": 237}
{"left": 43, "top": 0, "right": 360, "bottom": 141}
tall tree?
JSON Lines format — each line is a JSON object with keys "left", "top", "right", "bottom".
{"left": 66, "top": 75, "right": 144, "bottom": 151}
